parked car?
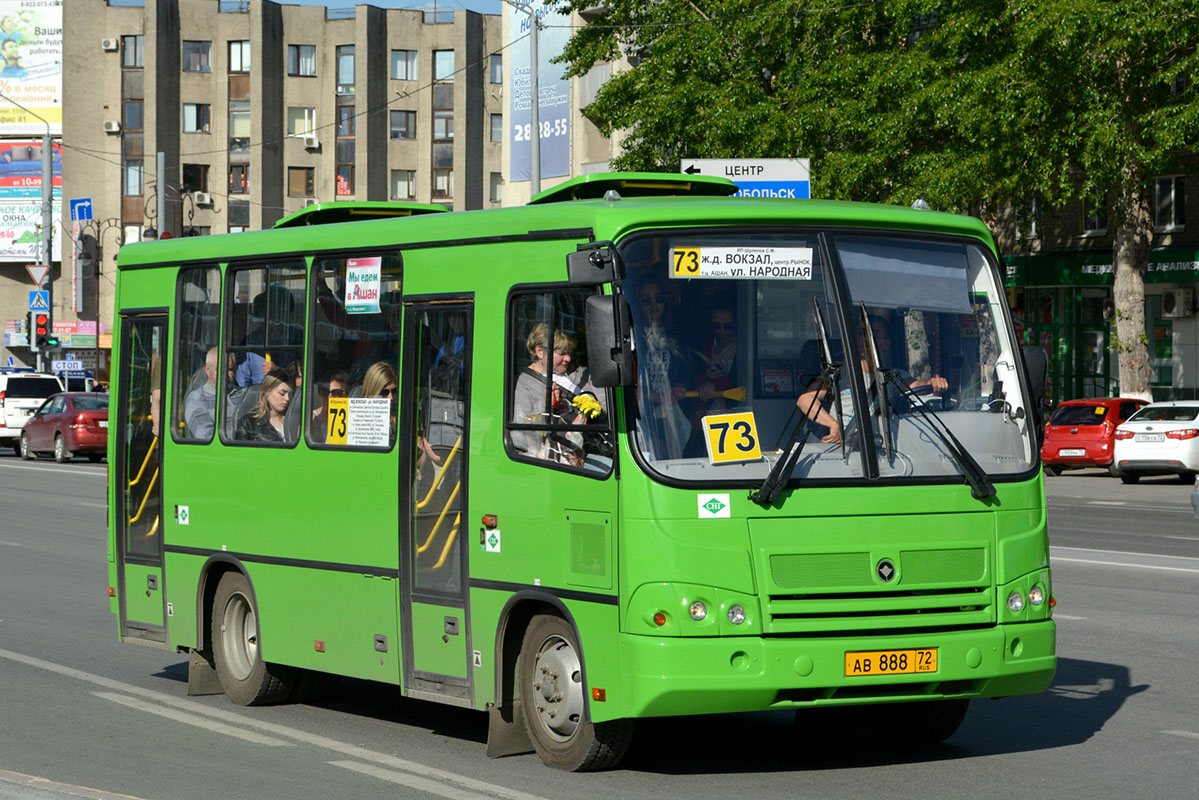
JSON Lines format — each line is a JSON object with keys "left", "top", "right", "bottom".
{"left": 0, "top": 369, "right": 64, "bottom": 455}
{"left": 19, "top": 392, "right": 109, "bottom": 463}
{"left": 1041, "top": 397, "right": 1149, "bottom": 476}
{"left": 1112, "top": 401, "right": 1199, "bottom": 484}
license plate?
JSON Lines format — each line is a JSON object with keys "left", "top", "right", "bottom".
{"left": 845, "top": 648, "right": 938, "bottom": 677}
{"left": 1059, "top": 448, "right": 1086, "bottom": 457}
{"left": 98, "top": 420, "right": 108, "bottom": 428}
{"left": 1135, "top": 433, "right": 1165, "bottom": 442}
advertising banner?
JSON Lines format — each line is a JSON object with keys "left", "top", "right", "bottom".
{"left": 508, "top": 0, "right": 571, "bottom": 182}
{"left": 0, "top": 138, "right": 62, "bottom": 260}
{"left": 0, "top": 0, "right": 62, "bottom": 135}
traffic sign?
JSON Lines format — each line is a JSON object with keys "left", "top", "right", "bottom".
{"left": 25, "top": 264, "right": 49, "bottom": 288}
{"left": 29, "top": 290, "right": 49, "bottom": 311}
{"left": 70, "top": 198, "right": 93, "bottom": 222}
{"left": 681, "top": 158, "right": 810, "bottom": 199}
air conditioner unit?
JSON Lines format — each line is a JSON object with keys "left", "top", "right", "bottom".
{"left": 101, "top": 38, "right": 120, "bottom": 52}
{"left": 1162, "top": 288, "right": 1194, "bottom": 319}
{"left": 193, "top": 192, "right": 213, "bottom": 207}
{"left": 103, "top": 120, "right": 121, "bottom": 134}
{"left": 303, "top": 198, "right": 319, "bottom": 207}
{"left": 302, "top": 134, "right": 320, "bottom": 150}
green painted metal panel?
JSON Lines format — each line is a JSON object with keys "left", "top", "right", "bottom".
{"left": 122, "top": 564, "right": 163, "bottom": 626}
{"left": 411, "top": 602, "right": 467, "bottom": 679}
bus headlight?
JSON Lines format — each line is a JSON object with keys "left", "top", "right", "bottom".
{"left": 1028, "top": 585, "right": 1045, "bottom": 607}
{"left": 688, "top": 601, "right": 708, "bottom": 621}
{"left": 727, "top": 604, "right": 746, "bottom": 625}
{"left": 1006, "top": 591, "right": 1025, "bottom": 613}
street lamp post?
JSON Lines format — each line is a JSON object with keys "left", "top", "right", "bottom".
{"left": 1, "top": 90, "right": 55, "bottom": 372}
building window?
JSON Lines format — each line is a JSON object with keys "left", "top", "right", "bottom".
{"left": 229, "top": 100, "right": 251, "bottom": 159}
{"left": 182, "top": 40, "right": 212, "bottom": 72}
{"left": 490, "top": 172, "right": 502, "bottom": 204}
{"left": 229, "top": 225, "right": 250, "bottom": 234}
{"left": 228, "top": 40, "right": 250, "bottom": 73}
{"left": 490, "top": 113, "right": 502, "bottom": 143}
{"left": 432, "top": 168, "right": 452, "bottom": 200}
{"left": 183, "top": 103, "right": 211, "bottom": 133}
{"left": 433, "top": 50, "right": 454, "bottom": 81}
{"left": 288, "top": 44, "right": 315, "bottom": 77}
{"left": 490, "top": 53, "right": 502, "bottom": 84}
{"left": 390, "top": 110, "right": 415, "bottom": 140}
{"left": 1083, "top": 198, "right": 1108, "bottom": 236}
{"left": 337, "top": 105, "right": 355, "bottom": 137}
{"left": 1022, "top": 194, "right": 1042, "bottom": 240}
{"left": 1154, "top": 176, "right": 1186, "bottom": 232}
{"left": 336, "top": 45, "right": 355, "bottom": 94}
{"left": 287, "top": 107, "right": 315, "bottom": 136}
{"left": 122, "top": 35, "right": 144, "bottom": 68}
{"left": 391, "top": 169, "right": 416, "bottom": 200}
{"left": 391, "top": 49, "right": 417, "bottom": 81}
{"left": 123, "top": 100, "right": 143, "bottom": 132}
{"left": 433, "top": 110, "right": 454, "bottom": 141}
{"left": 229, "top": 164, "right": 249, "bottom": 195}
{"left": 182, "top": 164, "right": 210, "bottom": 193}
{"left": 288, "top": 167, "right": 314, "bottom": 197}
{"left": 123, "top": 160, "right": 143, "bottom": 196}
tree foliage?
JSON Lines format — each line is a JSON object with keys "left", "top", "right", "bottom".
{"left": 556, "top": 0, "right": 1199, "bottom": 397}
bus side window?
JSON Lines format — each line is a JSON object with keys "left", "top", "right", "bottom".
{"left": 506, "top": 286, "right": 613, "bottom": 474}
{"left": 306, "top": 253, "right": 403, "bottom": 450}
{"left": 173, "top": 265, "right": 221, "bottom": 443}
{"left": 222, "top": 261, "right": 306, "bottom": 446}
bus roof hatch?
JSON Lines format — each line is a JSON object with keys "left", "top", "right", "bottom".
{"left": 527, "top": 172, "right": 738, "bottom": 205}
{"left": 273, "top": 201, "right": 449, "bottom": 229}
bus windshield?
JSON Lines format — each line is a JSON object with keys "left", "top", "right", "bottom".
{"left": 621, "top": 230, "right": 1035, "bottom": 485}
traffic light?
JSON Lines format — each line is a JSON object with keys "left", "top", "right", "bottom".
{"left": 28, "top": 311, "right": 58, "bottom": 351}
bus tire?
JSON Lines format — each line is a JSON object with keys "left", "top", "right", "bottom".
{"left": 898, "top": 698, "right": 970, "bottom": 744}
{"left": 519, "top": 613, "right": 633, "bottom": 771}
{"left": 211, "top": 572, "right": 294, "bottom": 706}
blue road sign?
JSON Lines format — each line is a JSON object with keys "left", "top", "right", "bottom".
{"left": 70, "top": 198, "right": 93, "bottom": 222}
{"left": 29, "top": 290, "right": 49, "bottom": 311}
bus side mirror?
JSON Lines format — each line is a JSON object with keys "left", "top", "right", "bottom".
{"left": 1022, "top": 345, "right": 1048, "bottom": 443}
{"left": 567, "top": 247, "right": 615, "bottom": 285}
{"left": 585, "top": 293, "right": 633, "bottom": 387}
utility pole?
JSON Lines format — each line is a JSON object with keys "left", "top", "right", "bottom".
{"left": 1, "top": 91, "right": 55, "bottom": 372}
{"left": 501, "top": 0, "right": 540, "bottom": 194}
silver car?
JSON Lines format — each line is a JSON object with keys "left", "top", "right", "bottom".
{"left": 1113, "top": 401, "right": 1199, "bottom": 484}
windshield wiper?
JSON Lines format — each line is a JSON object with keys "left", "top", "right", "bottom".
{"left": 858, "top": 302, "right": 893, "bottom": 462}
{"left": 885, "top": 372, "right": 996, "bottom": 499}
{"left": 750, "top": 298, "right": 843, "bottom": 506}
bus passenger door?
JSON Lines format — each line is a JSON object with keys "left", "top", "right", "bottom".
{"left": 399, "top": 299, "right": 474, "bottom": 706}
{"left": 115, "top": 313, "right": 168, "bottom": 648}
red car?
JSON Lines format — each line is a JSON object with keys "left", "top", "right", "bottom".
{"left": 19, "top": 392, "right": 109, "bottom": 463}
{"left": 1041, "top": 397, "right": 1148, "bottom": 476}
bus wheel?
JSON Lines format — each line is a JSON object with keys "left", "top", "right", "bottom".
{"left": 896, "top": 699, "right": 970, "bottom": 744}
{"left": 211, "top": 572, "right": 294, "bottom": 705}
{"left": 519, "top": 614, "right": 633, "bottom": 771}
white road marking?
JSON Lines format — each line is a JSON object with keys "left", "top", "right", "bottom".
{"left": 1050, "top": 555, "right": 1199, "bottom": 574}
{"left": 78, "top": 501, "right": 108, "bottom": 508}
{"left": 0, "top": 461, "right": 107, "bottom": 477}
{"left": 1052, "top": 614, "right": 1087, "bottom": 621}
{"left": 1087, "top": 500, "right": 1126, "bottom": 506}
{"left": 0, "top": 540, "right": 22, "bottom": 546}
{"left": 332, "top": 761, "right": 514, "bottom": 800}
{"left": 0, "top": 648, "right": 551, "bottom": 800}
{"left": 0, "top": 769, "right": 149, "bottom": 800}
{"left": 1162, "top": 730, "right": 1199, "bottom": 741}
{"left": 94, "top": 691, "right": 293, "bottom": 747}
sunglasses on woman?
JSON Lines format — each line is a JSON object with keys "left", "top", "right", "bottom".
{"left": 639, "top": 294, "right": 667, "bottom": 307}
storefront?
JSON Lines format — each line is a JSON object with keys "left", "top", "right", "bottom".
{"left": 1005, "top": 248, "right": 1199, "bottom": 404}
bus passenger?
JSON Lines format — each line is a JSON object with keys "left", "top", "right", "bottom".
{"left": 362, "top": 361, "right": 399, "bottom": 436}
{"left": 311, "top": 370, "right": 349, "bottom": 442}
{"left": 235, "top": 370, "right": 294, "bottom": 443}
{"left": 183, "top": 347, "right": 219, "bottom": 439}
{"left": 512, "top": 323, "right": 602, "bottom": 467}
{"left": 633, "top": 277, "right": 689, "bottom": 460}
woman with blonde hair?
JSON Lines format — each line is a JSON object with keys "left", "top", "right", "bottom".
{"left": 362, "top": 361, "right": 399, "bottom": 439}
{"left": 511, "top": 322, "right": 602, "bottom": 465}
{"left": 235, "top": 369, "right": 294, "bottom": 443}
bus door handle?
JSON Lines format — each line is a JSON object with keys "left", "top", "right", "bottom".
{"left": 443, "top": 616, "right": 459, "bottom": 642}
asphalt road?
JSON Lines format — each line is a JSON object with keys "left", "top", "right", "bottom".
{"left": 0, "top": 454, "right": 1195, "bottom": 799}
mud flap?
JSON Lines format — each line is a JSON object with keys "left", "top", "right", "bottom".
{"left": 485, "top": 700, "right": 534, "bottom": 758}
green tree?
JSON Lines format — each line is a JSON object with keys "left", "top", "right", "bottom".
{"left": 557, "top": 0, "right": 1199, "bottom": 399}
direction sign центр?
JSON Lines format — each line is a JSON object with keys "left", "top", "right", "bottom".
{"left": 681, "top": 158, "right": 810, "bottom": 199}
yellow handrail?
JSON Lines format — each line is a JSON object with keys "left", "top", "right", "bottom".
{"left": 127, "top": 436, "right": 158, "bottom": 490}
{"left": 142, "top": 515, "right": 160, "bottom": 540}
{"left": 128, "top": 467, "right": 159, "bottom": 523}
{"left": 416, "top": 482, "right": 459, "bottom": 554}
{"left": 431, "top": 516, "right": 459, "bottom": 570}
{"left": 415, "top": 436, "right": 462, "bottom": 511}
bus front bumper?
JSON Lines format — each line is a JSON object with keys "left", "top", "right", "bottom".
{"left": 612, "top": 621, "right": 1056, "bottom": 719}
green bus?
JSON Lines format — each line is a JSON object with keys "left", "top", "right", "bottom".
{"left": 108, "top": 173, "right": 1055, "bottom": 771}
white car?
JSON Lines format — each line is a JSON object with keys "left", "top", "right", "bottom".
{"left": 1113, "top": 401, "right": 1199, "bottom": 484}
{"left": 0, "top": 370, "right": 65, "bottom": 455}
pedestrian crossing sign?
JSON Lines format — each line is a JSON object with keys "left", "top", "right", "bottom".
{"left": 28, "top": 290, "right": 49, "bottom": 311}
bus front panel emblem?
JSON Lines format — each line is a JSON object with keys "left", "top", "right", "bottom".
{"left": 876, "top": 559, "right": 896, "bottom": 582}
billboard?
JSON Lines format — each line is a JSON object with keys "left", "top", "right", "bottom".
{"left": 508, "top": 1, "right": 571, "bottom": 182}
{"left": 0, "top": 0, "right": 62, "bottom": 135}
{"left": 0, "top": 138, "right": 62, "bottom": 261}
